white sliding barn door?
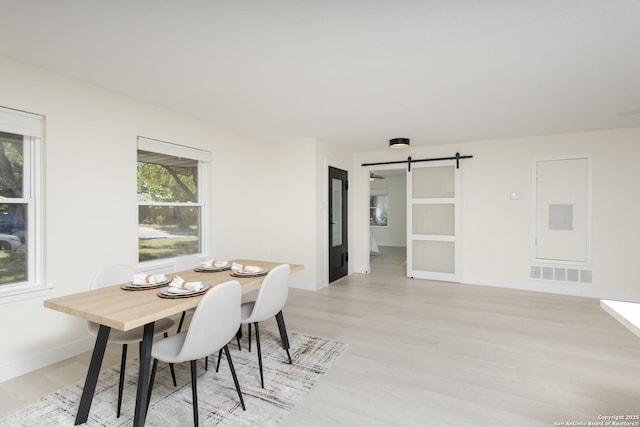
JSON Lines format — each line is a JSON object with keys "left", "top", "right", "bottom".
{"left": 407, "top": 161, "right": 460, "bottom": 281}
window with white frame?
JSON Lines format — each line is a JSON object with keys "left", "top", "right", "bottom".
{"left": 137, "top": 137, "right": 210, "bottom": 263}
{"left": 0, "top": 107, "right": 44, "bottom": 300}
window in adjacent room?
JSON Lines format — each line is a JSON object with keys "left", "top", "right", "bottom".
{"left": 0, "top": 106, "right": 45, "bottom": 302}
{"left": 137, "top": 137, "right": 210, "bottom": 263}
{"left": 370, "top": 189, "right": 389, "bottom": 227}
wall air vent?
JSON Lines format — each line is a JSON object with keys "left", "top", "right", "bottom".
{"left": 530, "top": 266, "right": 541, "bottom": 279}
{"left": 567, "top": 269, "right": 580, "bottom": 282}
{"left": 530, "top": 266, "right": 592, "bottom": 284}
{"left": 554, "top": 268, "right": 567, "bottom": 281}
{"left": 580, "top": 270, "right": 593, "bottom": 283}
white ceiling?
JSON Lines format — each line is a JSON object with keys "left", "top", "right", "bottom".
{"left": 1, "top": 0, "right": 640, "bottom": 152}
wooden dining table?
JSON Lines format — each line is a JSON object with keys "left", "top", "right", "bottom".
{"left": 44, "top": 259, "right": 303, "bottom": 427}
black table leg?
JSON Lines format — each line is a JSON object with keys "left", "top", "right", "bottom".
{"left": 133, "top": 322, "right": 154, "bottom": 427}
{"left": 75, "top": 324, "right": 111, "bottom": 425}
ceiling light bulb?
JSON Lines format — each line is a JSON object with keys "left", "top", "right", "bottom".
{"left": 389, "top": 138, "right": 410, "bottom": 149}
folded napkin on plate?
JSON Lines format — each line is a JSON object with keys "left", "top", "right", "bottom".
{"left": 231, "top": 262, "right": 261, "bottom": 273}
{"left": 133, "top": 273, "right": 167, "bottom": 285}
{"left": 201, "top": 258, "right": 228, "bottom": 268}
{"left": 169, "top": 276, "right": 204, "bottom": 292}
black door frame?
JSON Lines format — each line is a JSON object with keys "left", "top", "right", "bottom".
{"left": 328, "top": 166, "right": 348, "bottom": 282}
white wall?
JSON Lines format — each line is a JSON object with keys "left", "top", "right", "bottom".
{"left": 353, "top": 129, "right": 640, "bottom": 301}
{"left": 260, "top": 137, "right": 351, "bottom": 290}
{"left": 370, "top": 173, "right": 406, "bottom": 247}
{"left": 4, "top": 51, "right": 639, "bottom": 382}
{"left": 266, "top": 138, "right": 318, "bottom": 289}
{"left": 0, "top": 55, "right": 322, "bottom": 380}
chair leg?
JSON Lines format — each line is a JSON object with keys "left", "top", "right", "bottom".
{"left": 164, "top": 332, "right": 177, "bottom": 387}
{"left": 177, "top": 311, "right": 187, "bottom": 333}
{"left": 117, "top": 344, "right": 127, "bottom": 418}
{"left": 236, "top": 326, "right": 243, "bottom": 350}
{"left": 223, "top": 345, "right": 246, "bottom": 410}
{"left": 190, "top": 360, "right": 199, "bottom": 426}
{"left": 275, "top": 311, "right": 293, "bottom": 364}
{"left": 205, "top": 356, "right": 208, "bottom": 371}
{"left": 146, "top": 359, "right": 158, "bottom": 416}
{"left": 215, "top": 348, "right": 223, "bottom": 372}
{"left": 248, "top": 323, "right": 252, "bottom": 352}
{"left": 254, "top": 322, "right": 264, "bottom": 388}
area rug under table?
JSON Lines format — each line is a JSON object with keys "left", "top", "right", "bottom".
{"left": 1, "top": 328, "right": 348, "bottom": 426}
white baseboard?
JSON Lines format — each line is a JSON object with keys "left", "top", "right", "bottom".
{"left": 290, "top": 278, "right": 327, "bottom": 291}
{"left": 462, "top": 276, "right": 640, "bottom": 302}
{"left": 0, "top": 336, "right": 94, "bottom": 383}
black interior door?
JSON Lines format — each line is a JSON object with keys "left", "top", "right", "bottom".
{"left": 329, "top": 166, "right": 348, "bottom": 282}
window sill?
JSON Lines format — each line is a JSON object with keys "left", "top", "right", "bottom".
{"left": 0, "top": 284, "right": 53, "bottom": 305}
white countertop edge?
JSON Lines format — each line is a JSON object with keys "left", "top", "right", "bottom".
{"left": 600, "top": 299, "right": 640, "bottom": 339}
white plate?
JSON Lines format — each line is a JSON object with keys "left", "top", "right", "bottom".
{"left": 161, "top": 284, "right": 209, "bottom": 295}
{"left": 201, "top": 265, "right": 229, "bottom": 271}
{"left": 198, "top": 263, "right": 229, "bottom": 270}
{"left": 232, "top": 268, "right": 266, "bottom": 275}
{"left": 127, "top": 279, "right": 171, "bottom": 287}
{"left": 165, "top": 287, "right": 191, "bottom": 294}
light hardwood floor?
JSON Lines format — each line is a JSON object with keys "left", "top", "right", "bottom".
{"left": 2, "top": 247, "right": 639, "bottom": 426}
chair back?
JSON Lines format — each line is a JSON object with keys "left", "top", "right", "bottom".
{"left": 91, "top": 265, "right": 135, "bottom": 290}
{"left": 248, "top": 264, "right": 290, "bottom": 323}
{"left": 177, "top": 280, "right": 241, "bottom": 361}
{"left": 87, "top": 265, "right": 136, "bottom": 335}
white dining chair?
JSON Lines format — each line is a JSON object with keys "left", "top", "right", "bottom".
{"left": 86, "top": 265, "right": 176, "bottom": 418}
{"left": 234, "top": 264, "right": 292, "bottom": 388}
{"left": 147, "top": 280, "right": 246, "bottom": 426}
{"left": 173, "top": 255, "right": 242, "bottom": 363}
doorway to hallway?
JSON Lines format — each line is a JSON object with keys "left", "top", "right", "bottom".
{"left": 368, "top": 167, "right": 407, "bottom": 275}
{"left": 370, "top": 245, "right": 406, "bottom": 274}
